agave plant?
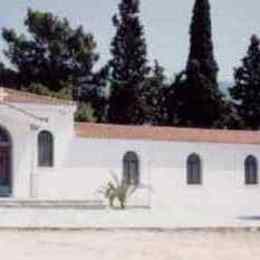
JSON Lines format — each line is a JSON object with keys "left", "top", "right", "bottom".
{"left": 99, "top": 173, "right": 137, "bottom": 209}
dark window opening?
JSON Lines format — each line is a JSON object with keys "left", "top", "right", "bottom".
{"left": 187, "top": 153, "right": 202, "bottom": 185}
{"left": 245, "top": 155, "right": 258, "bottom": 185}
{"left": 38, "top": 131, "right": 54, "bottom": 167}
{"left": 123, "top": 151, "right": 139, "bottom": 185}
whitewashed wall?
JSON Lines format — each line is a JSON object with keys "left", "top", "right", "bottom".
{"left": 37, "top": 136, "right": 260, "bottom": 215}
{"left": 1, "top": 102, "right": 260, "bottom": 218}
{"left": 0, "top": 102, "right": 76, "bottom": 199}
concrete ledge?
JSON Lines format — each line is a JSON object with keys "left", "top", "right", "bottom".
{"left": 0, "top": 199, "right": 106, "bottom": 209}
{"left": 0, "top": 226, "right": 259, "bottom": 232}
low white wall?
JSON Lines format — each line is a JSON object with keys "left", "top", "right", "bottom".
{"left": 34, "top": 137, "right": 260, "bottom": 217}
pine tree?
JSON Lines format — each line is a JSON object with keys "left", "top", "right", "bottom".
{"left": 108, "top": 0, "right": 150, "bottom": 124}
{"left": 3, "top": 9, "right": 101, "bottom": 92}
{"left": 2, "top": 9, "right": 107, "bottom": 122}
{"left": 171, "top": 0, "right": 225, "bottom": 128}
{"left": 230, "top": 35, "right": 260, "bottom": 130}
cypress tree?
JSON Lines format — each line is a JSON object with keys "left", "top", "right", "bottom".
{"left": 230, "top": 35, "right": 260, "bottom": 130}
{"left": 187, "top": 0, "right": 218, "bottom": 84}
{"left": 172, "top": 0, "right": 225, "bottom": 128}
{"left": 108, "top": 0, "right": 149, "bottom": 124}
{"left": 174, "top": 61, "right": 224, "bottom": 128}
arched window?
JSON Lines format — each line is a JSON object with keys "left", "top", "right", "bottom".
{"left": 123, "top": 151, "right": 139, "bottom": 185}
{"left": 187, "top": 153, "right": 202, "bottom": 185}
{"left": 38, "top": 131, "right": 54, "bottom": 167}
{"left": 245, "top": 155, "right": 258, "bottom": 185}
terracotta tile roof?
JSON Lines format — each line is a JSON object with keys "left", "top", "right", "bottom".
{"left": 0, "top": 87, "right": 75, "bottom": 106}
{"left": 75, "top": 123, "right": 260, "bottom": 145}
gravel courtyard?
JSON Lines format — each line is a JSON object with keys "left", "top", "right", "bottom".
{"left": 0, "top": 229, "right": 260, "bottom": 260}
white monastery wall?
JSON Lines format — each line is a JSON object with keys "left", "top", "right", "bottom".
{"left": 36, "top": 136, "right": 260, "bottom": 215}
{"left": 1, "top": 101, "right": 260, "bottom": 220}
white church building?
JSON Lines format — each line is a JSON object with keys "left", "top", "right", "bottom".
{"left": 0, "top": 87, "right": 260, "bottom": 228}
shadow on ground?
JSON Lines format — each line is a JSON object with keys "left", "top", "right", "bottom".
{"left": 238, "top": 216, "right": 260, "bottom": 221}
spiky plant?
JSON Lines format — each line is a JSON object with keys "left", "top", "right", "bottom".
{"left": 99, "top": 173, "right": 137, "bottom": 209}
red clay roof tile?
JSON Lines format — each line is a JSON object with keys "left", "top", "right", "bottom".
{"left": 75, "top": 123, "right": 260, "bottom": 145}
{"left": 0, "top": 87, "right": 75, "bottom": 106}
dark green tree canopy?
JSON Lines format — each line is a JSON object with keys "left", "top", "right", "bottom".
{"left": 0, "top": 2, "right": 248, "bottom": 129}
{"left": 2, "top": 9, "right": 100, "bottom": 92}
{"left": 167, "top": 0, "right": 225, "bottom": 128}
{"left": 110, "top": 0, "right": 149, "bottom": 83}
{"left": 108, "top": 0, "right": 150, "bottom": 124}
{"left": 230, "top": 35, "right": 260, "bottom": 129}
{"left": 142, "top": 60, "right": 169, "bottom": 125}
{"left": 173, "top": 61, "right": 224, "bottom": 128}
{"left": 0, "top": 62, "right": 18, "bottom": 87}
{"left": 187, "top": 0, "right": 218, "bottom": 84}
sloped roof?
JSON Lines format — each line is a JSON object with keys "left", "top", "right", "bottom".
{"left": 75, "top": 123, "right": 260, "bottom": 145}
{"left": 0, "top": 87, "right": 75, "bottom": 106}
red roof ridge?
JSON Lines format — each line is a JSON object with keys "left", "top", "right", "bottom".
{"left": 1, "top": 87, "right": 76, "bottom": 106}
{"left": 75, "top": 122, "right": 260, "bottom": 144}
{"left": 75, "top": 122, "right": 258, "bottom": 133}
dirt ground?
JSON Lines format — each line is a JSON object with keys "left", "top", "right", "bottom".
{"left": 0, "top": 229, "right": 260, "bottom": 260}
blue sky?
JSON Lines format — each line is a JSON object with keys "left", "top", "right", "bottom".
{"left": 0, "top": 0, "right": 259, "bottom": 82}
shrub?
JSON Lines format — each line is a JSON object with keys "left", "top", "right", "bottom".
{"left": 99, "top": 173, "right": 137, "bottom": 209}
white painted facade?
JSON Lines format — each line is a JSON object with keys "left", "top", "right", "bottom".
{"left": 0, "top": 95, "right": 260, "bottom": 227}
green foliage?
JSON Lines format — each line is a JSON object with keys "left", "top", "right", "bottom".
{"left": 0, "top": 2, "right": 252, "bottom": 129}
{"left": 213, "top": 104, "right": 245, "bottom": 129}
{"left": 2, "top": 9, "right": 100, "bottom": 92}
{"left": 167, "top": 0, "right": 226, "bottom": 128}
{"left": 99, "top": 173, "right": 137, "bottom": 209}
{"left": 142, "top": 60, "right": 169, "bottom": 125}
{"left": 2, "top": 9, "right": 108, "bottom": 121}
{"left": 230, "top": 35, "right": 260, "bottom": 130}
{"left": 74, "top": 102, "right": 97, "bottom": 122}
{"left": 172, "top": 61, "right": 225, "bottom": 128}
{"left": 108, "top": 0, "right": 150, "bottom": 124}
{"left": 165, "top": 72, "right": 185, "bottom": 126}
{"left": 187, "top": 0, "right": 218, "bottom": 84}
{"left": 0, "top": 62, "right": 18, "bottom": 87}
{"left": 22, "top": 82, "right": 72, "bottom": 100}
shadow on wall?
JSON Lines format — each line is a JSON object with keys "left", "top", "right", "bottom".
{"left": 238, "top": 216, "right": 260, "bottom": 221}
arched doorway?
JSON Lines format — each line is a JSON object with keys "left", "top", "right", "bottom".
{"left": 0, "top": 126, "right": 12, "bottom": 196}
